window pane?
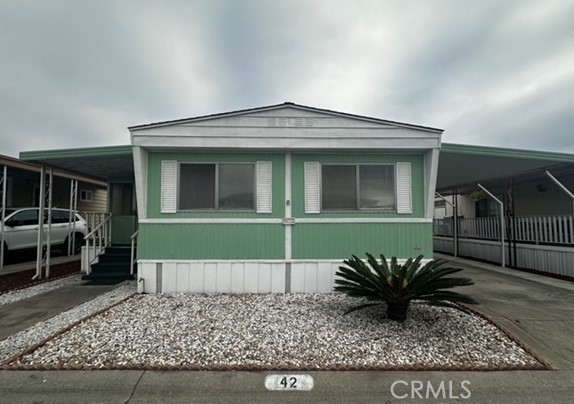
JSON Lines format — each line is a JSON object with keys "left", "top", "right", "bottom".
{"left": 322, "top": 165, "right": 356, "bottom": 210}
{"left": 179, "top": 164, "right": 215, "bottom": 209}
{"left": 219, "top": 164, "right": 254, "bottom": 210}
{"left": 359, "top": 165, "right": 395, "bottom": 210}
{"left": 12, "top": 209, "right": 39, "bottom": 225}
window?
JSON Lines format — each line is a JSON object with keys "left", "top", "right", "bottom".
{"left": 321, "top": 165, "right": 395, "bottom": 211}
{"left": 8, "top": 209, "right": 38, "bottom": 226}
{"left": 80, "top": 190, "right": 93, "bottom": 202}
{"left": 179, "top": 163, "right": 255, "bottom": 211}
{"left": 475, "top": 198, "right": 500, "bottom": 218}
{"left": 51, "top": 210, "right": 80, "bottom": 224}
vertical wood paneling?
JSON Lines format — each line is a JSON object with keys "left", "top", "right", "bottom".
{"left": 140, "top": 263, "right": 157, "bottom": 293}
{"left": 203, "top": 263, "right": 218, "bottom": 292}
{"left": 258, "top": 263, "right": 272, "bottom": 292}
{"left": 317, "top": 263, "right": 335, "bottom": 293}
{"left": 290, "top": 263, "right": 305, "bottom": 292}
{"left": 304, "top": 263, "right": 317, "bottom": 292}
{"left": 244, "top": 263, "right": 259, "bottom": 293}
{"left": 162, "top": 262, "right": 178, "bottom": 292}
{"left": 188, "top": 263, "right": 204, "bottom": 293}
{"left": 176, "top": 263, "right": 191, "bottom": 293}
{"left": 217, "top": 262, "right": 232, "bottom": 293}
{"left": 231, "top": 263, "right": 245, "bottom": 293}
{"left": 138, "top": 224, "right": 284, "bottom": 260}
{"left": 271, "top": 263, "right": 285, "bottom": 293}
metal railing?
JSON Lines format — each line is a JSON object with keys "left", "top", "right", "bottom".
{"left": 434, "top": 215, "right": 574, "bottom": 245}
{"left": 84, "top": 213, "right": 112, "bottom": 274}
{"left": 130, "top": 229, "right": 139, "bottom": 276}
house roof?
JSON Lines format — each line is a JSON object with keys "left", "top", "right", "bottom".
{"left": 128, "top": 102, "right": 444, "bottom": 134}
{"left": 129, "top": 102, "right": 443, "bottom": 151}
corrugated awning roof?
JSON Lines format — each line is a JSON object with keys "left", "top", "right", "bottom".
{"left": 19, "top": 145, "right": 133, "bottom": 183}
{"left": 437, "top": 143, "right": 574, "bottom": 193}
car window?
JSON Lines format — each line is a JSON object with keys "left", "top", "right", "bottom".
{"left": 51, "top": 210, "right": 80, "bottom": 223}
{"left": 10, "top": 210, "right": 39, "bottom": 226}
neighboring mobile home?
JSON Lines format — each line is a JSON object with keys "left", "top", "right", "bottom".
{"left": 129, "top": 103, "right": 442, "bottom": 293}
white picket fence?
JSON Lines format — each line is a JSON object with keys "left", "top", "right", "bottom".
{"left": 433, "top": 215, "right": 574, "bottom": 277}
{"left": 433, "top": 215, "right": 574, "bottom": 245}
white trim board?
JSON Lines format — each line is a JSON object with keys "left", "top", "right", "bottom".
{"left": 139, "top": 217, "right": 433, "bottom": 224}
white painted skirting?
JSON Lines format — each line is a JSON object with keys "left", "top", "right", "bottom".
{"left": 137, "top": 260, "right": 343, "bottom": 294}
{"left": 137, "top": 258, "right": 433, "bottom": 294}
{"left": 433, "top": 236, "right": 574, "bottom": 277}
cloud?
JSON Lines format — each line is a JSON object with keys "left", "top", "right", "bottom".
{"left": 0, "top": 0, "right": 573, "bottom": 157}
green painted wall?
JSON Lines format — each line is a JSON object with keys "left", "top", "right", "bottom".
{"left": 138, "top": 223, "right": 284, "bottom": 259}
{"left": 291, "top": 153, "right": 425, "bottom": 218}
{"left": 292, "top": 222, "right": 433, "bottom": 259}
{"left": 111, "top": 215, "right": 137, "bottom": 245}
{"left": 141, "top": 151, "right": 431, "bottom": 261}
{"left": 147, "top": 152, "right": 285, "bottom": 219}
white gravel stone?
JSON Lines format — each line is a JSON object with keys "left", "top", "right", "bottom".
{"left": 4, "top": 293, "right": 542, "bottom": 369}
{"left": 0, "top": 275, "right": 83, "bottom": 306}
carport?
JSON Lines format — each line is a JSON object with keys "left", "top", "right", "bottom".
{"left": 9, "top": 146, "right": 135, "bottom": 279}
{"left": 434, "top": 143, "right": 574, "bottom": 278}
{"left": 0, "top": 153, "right": 109, "bottom": 276}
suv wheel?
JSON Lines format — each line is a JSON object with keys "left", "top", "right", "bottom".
{"left": 64, "top": 234, "right": 84, "bottom": 255}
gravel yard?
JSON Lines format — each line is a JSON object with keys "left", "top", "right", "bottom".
{"left": 4, "top": 292, "right": 544, "bottom": 370}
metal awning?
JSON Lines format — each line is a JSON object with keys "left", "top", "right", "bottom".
{"left": 19, "top": 145, "right": 134, "bottom": 182}
{"left": 18, "top": 142, "right": 574, "bottom": 193}
{"left": 437, "top": 143, "right": 574, "bottom": 193}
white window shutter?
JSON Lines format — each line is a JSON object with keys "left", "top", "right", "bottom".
{"left": 161, "top": 160, "right": 177, "bottom": 213}
{"left": 396, "top": 162, "right": 412, "bottom": 214}
{"left": 304, "top": 162, "right": 321, "bottom": 214}
{"left": 256, "top": 161, "right": 272, "bottom": 213}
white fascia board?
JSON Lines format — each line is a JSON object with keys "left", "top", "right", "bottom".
{"left": 132, "top": 135, "right": 440, "bottom": 151}
{"left": 131, "top": 126, "right": 441, "bottom": 151}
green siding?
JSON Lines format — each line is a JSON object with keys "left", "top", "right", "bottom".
{"left": 141, "top": 151, "right": 431, "bottom": 261}
{"left": 292, "top": 223, "right": 433, "bottom": 259}
{"left": 111, "top": 215, "right": 137, "bottom": 244}
{"left": 291, "top": 154, "right": 425, "bottom": 218}
{"left": 138, "top": 223, "right": 284, "bottom": 260}
{"left": 147, "top": 152, "right": 285, "bottom": 219}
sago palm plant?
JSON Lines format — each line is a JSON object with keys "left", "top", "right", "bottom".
{"left": 334, "top": 254, "right": 478, "bottom": 322}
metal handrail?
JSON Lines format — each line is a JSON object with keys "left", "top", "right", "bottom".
{"left": 84, "top": 213, "right": 112, "bottom": 274}
{"left": 130, "top": 229, "right": 139, "bottom": 276}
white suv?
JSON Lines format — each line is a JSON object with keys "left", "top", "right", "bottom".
{"left": 1, "top": 207, "right": 87, "bottom": 256}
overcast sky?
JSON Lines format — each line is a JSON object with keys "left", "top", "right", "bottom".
{"left": 1, "top": 0, "right": 573, "bottom": 157}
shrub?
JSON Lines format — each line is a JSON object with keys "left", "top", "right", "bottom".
{"left": 334, "top": 254, "right": 478, "bottom": 322}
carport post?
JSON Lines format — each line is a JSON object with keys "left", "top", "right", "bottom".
{"left": 435, "top": 192, "right": 458, "bottom": 257}
{"left": 33, "top": 167, "right": 46, "bottom": 280}
{"left": 478, "top": 183, "right": 505, "bottom": 268}
{"left": 545, "top": 170, "right": 574, "bottom": 215}
{"left": 0, "top": 165, "right": 6, "bottom": 270}
{"left": 45, "top": 168, "right": 53, "bottom": 278}
{"left": 68, "top": 179, "right": 78, "bottom": 256}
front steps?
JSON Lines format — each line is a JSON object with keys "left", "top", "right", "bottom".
{"left": 82, "top": 245, "right": 135, "bottom": 284}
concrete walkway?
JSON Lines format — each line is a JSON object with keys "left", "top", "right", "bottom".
{"left": 0, "top": 282, "right": 118, "bottom": 340}
{"left": 434, "top": 254, "right": 574, "bottom": 371}
{"left": 0, "top": 256, "right": 573, "bottom": 403}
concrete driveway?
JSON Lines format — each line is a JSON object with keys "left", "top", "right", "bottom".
{"left": 0, "top": 255, "right": 573, "bottom": 403}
